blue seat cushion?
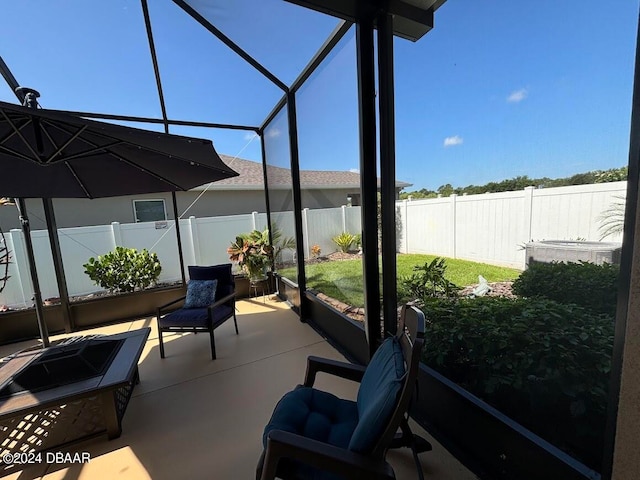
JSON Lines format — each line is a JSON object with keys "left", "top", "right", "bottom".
{"left": 158, "top": 305, "right": 233, "bottom": 328}
{"left": 263, "top": 386, "right": 358, "bottom": 480}
{"left": 263, "top": 386, "right": 358, "bottom": 449}
{"left": 349, "top": 336, "right": 406, "bottom": 453}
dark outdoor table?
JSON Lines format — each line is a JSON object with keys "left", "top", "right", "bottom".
{"left": 0, "top": 327, "right": 150, "bottom": 466}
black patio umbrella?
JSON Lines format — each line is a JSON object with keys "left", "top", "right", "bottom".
{"left": 0, "top": 99, "right": 238, "bottom": 198}
{"left": 0, "top": 91, "right": 239, "bottom": 346}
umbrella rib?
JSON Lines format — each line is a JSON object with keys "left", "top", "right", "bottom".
{"left": 55, "top": 119, "right": 234, "bottom": 173}
{"left": 0, "top": 110, "right": 41, "bottom": 161}
{"left": 0, "top": 144, "right": 37, "bottom": 162}
{"left": 44, "top": 124, "right": 88, "bottom": 163}
{"left": 108, "top": 153, "right": 186, "bottom": 190}
{"left": 44, "top": 121, "right": 187, "bottom": 190}
{"left": 42, "top": 115, "right": 236, "bottom": 175}
{"left": 0, "top": 118, "right": 32, "bottom": 147}
{"left": 48, "top": 141, "right": 125, "bottom": 163}
{"left": 64, "top": 163, "right": 92, "bottom": 198}
{"left": 37, "top": 119, "right": 62, "bottom": 158}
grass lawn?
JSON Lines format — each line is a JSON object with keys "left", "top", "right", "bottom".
{"left": 278, "top": 253, "right": 521, "bottom": 307}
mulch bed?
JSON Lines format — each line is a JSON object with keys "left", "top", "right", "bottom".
{"left": 304, "top": 251, "right": 362, "bottom": 265}
{"left": 0, "top": 281, "right": 184, "bottom": 312}
{"left": 316, "top": 280, "right": 516, "bottom": 323}
{"left": 459, "top": 281, "right": 515, "bottom": 299}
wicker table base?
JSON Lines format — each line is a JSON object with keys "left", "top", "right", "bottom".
{"left": 0, "top": 328, "right": 150, "bottom": 472}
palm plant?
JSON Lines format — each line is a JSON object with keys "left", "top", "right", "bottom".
{"left": 227, "top": 230, "right": 274, "bottom": 280}
{"left": 270, "top": 224, "right": 296, "bottom": 268}
{"left": 598, "top": 196, "right": 626, "bottom": 240}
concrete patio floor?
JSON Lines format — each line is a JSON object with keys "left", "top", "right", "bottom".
{"left": 0, "top": 296, "right": 477, "bottom": 480}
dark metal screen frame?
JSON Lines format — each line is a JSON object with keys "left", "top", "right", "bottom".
{"left": 601, "top": 13, "right": 640, "bottom": 480}
{"left": 355, "top": 15, "right": 382, "bottom": 358}
{"left": 1, "top": 3, "right": 635, "bottom": 478}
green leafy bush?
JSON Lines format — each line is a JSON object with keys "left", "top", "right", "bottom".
{"left": 84, "top": 246, "right": 162, "bottom": 293}
{"left": 399, "top": 257, "right": 459, "bottom": 301}
{"left": 512, "top": 261, "right": 619, "bottom": 316}
{"left": 354, "top": 233, "right": 362, "bottom": 249}
{"left": 420, "top": 296, "right": 614, "bottom": 469}
{"left": 332, "top": 232, "right": 358, "bottom": 253}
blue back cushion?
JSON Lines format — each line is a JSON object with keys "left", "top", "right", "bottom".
{"left": 348, "top": 336, "right": 406, "bottom": 453}
{"left": 188, "top": 264, "right": 234, "bottom": 297}
{"left": 184, "top": 279, "right": 217, "bottom": 308}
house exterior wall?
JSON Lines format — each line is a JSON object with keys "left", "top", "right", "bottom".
{"left": 0, "top": 188, "right": 359, "bottom": 230}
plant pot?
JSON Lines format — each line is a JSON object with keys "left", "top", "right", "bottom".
{"left": 0, "top": 303, "right": 66, "bottom": 345}
{"left": 0, "top": 284, "right": 186, "bottom": 345}
{"left": 234, "top": 272, "right": 276, "bottom": 299}
{"left": 70, "top": 285, "right": 186, "bottom": 328}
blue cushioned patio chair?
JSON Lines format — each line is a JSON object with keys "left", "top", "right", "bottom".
{"left": 256, "top": 304, "right": 428, "bottom": 480}
{"left": 157, "top": 264, "right": 237, "bottom": 360}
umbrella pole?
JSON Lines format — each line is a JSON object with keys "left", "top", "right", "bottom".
{"left": 42, "top": 198, "right": 73, "bottom": 332}
{"left": 16, "top": 199, "right": 50, "bottom": 347}
{"left": 172, "top": 192, "right": 186, "bottom": 286}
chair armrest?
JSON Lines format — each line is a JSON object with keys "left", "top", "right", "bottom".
{"left": 260, "top": 430, "right": 394, "bottom": 480}
{"left": 157, "top": 295, "right": 187, "bottom": 313}
{"left": 207, "top": 292, "right": 236, "bottom": 311}
{"left": 304, "top": 356, "right": 367, "bottom": 387}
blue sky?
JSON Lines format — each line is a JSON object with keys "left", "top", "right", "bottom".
{"left": 0, "top": 0, "right": 638, "bottom": 191}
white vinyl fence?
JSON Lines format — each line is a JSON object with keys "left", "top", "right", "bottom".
{"left": 0, "top": 181, "right": 626, "bottom": 308}
{"left": 0, "top": 206, "right": 361, "bottom": 308}
{"left": 397, "top": 182, "right": 626, "bottom": 269}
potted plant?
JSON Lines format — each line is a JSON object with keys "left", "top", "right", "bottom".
{"left": 227, "top": 229, "right": 274, "bottom": 281}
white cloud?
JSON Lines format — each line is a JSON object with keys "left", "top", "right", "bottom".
{"left": 266, "top": 128, "right": 281, "bottom": 139}
{"left": 443, "top": 135, "right": 463, "bottom": 147}
{"left": 507, "top": 88, "right": 528, "bottom": 103}
{"left": 349, "top": 168, "right": 359, "bottom": 173}
{"left": 243, "top": 132, "right": 258, "bottom": 141}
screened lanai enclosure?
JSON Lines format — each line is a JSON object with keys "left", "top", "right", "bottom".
{"left": 1, "top": 1, "right": 640, "bottom": 480}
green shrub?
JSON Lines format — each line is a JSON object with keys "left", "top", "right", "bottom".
{"left": 354, "top": 233, "right": 362, "bottom": 249}
{"left": 512, "top": 261, "right": 619, "bottom": 315}
{"left": 399, "top": 257, "right": 459, "bottom": 301}
{"left": 332, "top": 232, "right": 358, "bottom": 253}
{"left": 84, "top": 246, "right": 162, "bottom": 293}
{"left": 420, "top": 296, "right": 613, "bottom": 468}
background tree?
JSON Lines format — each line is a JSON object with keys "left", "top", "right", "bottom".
{"left": 400, "top": 165, "right": 628, "bottom": 198}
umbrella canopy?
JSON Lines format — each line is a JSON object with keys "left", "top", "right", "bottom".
{"left": 0, "top": 100, "right": 239, "bottom": 198}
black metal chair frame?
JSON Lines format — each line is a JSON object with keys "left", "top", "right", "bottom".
{"left": 156, "top": 266, "right": 238, "bottom": 360}
{"left": 257, "top": 304, "right": 430, "bottom": 480}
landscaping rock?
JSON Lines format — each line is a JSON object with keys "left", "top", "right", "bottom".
{"left": 459, "top": 281, "right": 515, "bottom": 298}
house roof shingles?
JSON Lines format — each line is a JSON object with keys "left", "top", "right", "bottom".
{"left": 201, "top": 155, "right": 411, "bottom": 190}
